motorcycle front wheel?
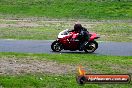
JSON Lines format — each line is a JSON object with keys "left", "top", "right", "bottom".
{"left": 84, "top": 41, "right": 98, "bottom": 53}
{"left": 51, "top": 41, "right": 63, "bottom": 52}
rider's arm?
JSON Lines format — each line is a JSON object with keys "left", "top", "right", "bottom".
{"left": 83, "top": 27, "right": 89, "bottom": 33}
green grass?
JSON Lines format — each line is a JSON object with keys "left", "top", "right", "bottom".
{"left": 91, "top": 22, "right": 132, "bottom": 42}
{"left": 0, "top": 52, "right": 132, "bottom": 88}
{"left": 0, "top": 20, "right": 131, "bottom": 41}
{"left": 0, "top": 74, "right": 131, "bottom": 88}
{"left": 0, "top": 52, "right": 132, "bottom": 74}
{"left": 0, "top": 27, "right": 61, "bottom": 40}
{"left": 0, "top": 0, "right": 132, "bottom": 20}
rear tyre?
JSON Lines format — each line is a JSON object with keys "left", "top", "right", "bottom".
{"left": 51, "top": 41, "right": 63, "bottom": 52}
{"left": 84, "top": 41, "right": 98, "bottom": 53}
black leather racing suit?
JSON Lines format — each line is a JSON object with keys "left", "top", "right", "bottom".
{"left": 78, "top": 27, "right": 89, "bottom": 50}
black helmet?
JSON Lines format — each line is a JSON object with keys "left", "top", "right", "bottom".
{"left": 74, "top": 23, "right": 83, "bottom": 31}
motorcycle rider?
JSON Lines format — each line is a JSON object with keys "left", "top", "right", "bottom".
{"left": 71, "top": 23, "right": 89, "bottom": 50}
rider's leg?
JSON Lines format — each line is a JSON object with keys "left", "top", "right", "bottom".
{"left": 79, "top": 41, "right": 86, "bottom": 51}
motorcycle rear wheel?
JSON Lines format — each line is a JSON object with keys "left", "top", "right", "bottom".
{"left": 51, "top": 41, "right": 63, "bottom": 52}
{"left": 84, "top": 41, "right": 98, "bottom": 53}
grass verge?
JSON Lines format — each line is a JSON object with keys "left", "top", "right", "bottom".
{"left": 0, "top": 27, "right": 61, "bottom": 40}
{"left": 91, "top": 22, "right": 132, "bottom": 42}
{"left": 0, "top": 52, "right": 132, "bottom": 88}
{"left": 0, "top": 74, "right": 131, "bottom": 88}
{"left": 0, "top": 0, "right": 132, "bottom": 20}
{"left": 0, "top": 19, "right": 132, "bottom": 42}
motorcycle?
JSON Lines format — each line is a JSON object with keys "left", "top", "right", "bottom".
{"left": 51, "top": 29, "right": 100, "bottom": 53}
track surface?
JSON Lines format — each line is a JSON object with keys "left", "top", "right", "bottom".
{"left": 0, "top": 40, "right": 131, "bottom": 56}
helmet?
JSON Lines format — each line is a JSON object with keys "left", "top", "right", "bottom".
{"left": 74, "top": 23, "right": 83, "bottom": 31}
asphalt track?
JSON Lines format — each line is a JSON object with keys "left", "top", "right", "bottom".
{"left": 0, "top": 40, "right": 132, "bottom": 56}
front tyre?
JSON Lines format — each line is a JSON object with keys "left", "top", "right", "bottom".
{"left": 84, "top": 41, "right": 98, "bottom": 53}
{"left": 51, "top": 41, "right": 63, "bottom": 52}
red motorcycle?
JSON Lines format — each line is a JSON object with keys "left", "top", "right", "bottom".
{"left": 51, "top": 29, "right": 100, "bottom": 53}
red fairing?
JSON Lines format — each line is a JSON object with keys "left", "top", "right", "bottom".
{"left": 89, "top": 33, "right": 97, "bottom": 41}
{"left": 71, "top": 32, "right": 79, "bottom": 38}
